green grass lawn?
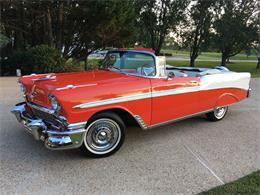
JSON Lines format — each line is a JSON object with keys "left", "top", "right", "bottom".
{"left": 199, "top": 171, "right": 260, "bottom": 195}
{"left": 167, "top": 60, "right": 260, "bottom": 78}
{"left": 161, "top": 49, "right": 258, "bottom": 61}
{"left": 86, "top": 57, "right": 260, "bottom": 78}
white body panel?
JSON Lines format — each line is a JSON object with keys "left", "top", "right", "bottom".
{"left": 200, "top": 72, "right": 251, "bottom": 91}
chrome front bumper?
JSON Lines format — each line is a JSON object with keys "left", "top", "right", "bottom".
{"left": 11, "top": 102, "right": 86, "bottom": 150}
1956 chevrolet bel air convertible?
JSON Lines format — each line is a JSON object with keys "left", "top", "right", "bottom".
{"left": 11, "top": 49, "right": 251, "bottom": 157}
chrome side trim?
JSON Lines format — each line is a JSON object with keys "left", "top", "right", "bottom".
{"left": 27, "top": 102, "right": 55, "bottom": 114}
{"left": 134, "top": 115, "right": 148, "bottom": 130}
{"left": 73, "top": 87, "right": 246, "bottom": 109}
{"left": 148, "top": 109, "right": 213, "bottom": 129}
{"left": 73, "top": 92, "right": 152, "bottom": 109}
{"left": 152, "top": 86, "right": 199, "bottom": 98}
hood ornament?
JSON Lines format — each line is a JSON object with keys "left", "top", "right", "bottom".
{"left": 33, "top": 74, "right": 56, "bottom": 82}
{"left": 56, "top": 84, "right": 97, "bottom": 91}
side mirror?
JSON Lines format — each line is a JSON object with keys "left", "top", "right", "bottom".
{"left": 168, "top": 72, "right": 175, "bottom": 79}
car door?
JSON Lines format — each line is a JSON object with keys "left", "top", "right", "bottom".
{"left": 150, "top": 76, "right": 201, "bottom": 126}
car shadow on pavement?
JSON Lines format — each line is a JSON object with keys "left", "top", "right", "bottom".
{"left": 1, "top": 115, "right": 211, "bottom": 162}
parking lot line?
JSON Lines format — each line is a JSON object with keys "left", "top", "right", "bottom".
{"left": 184, "top": 144, "right": 225, "bottom": 185}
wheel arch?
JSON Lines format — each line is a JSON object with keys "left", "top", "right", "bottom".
{"left": 87, "top": 107, "right": 147, "bottom": 130}
{"left": 215, "top": 93, "right": 239, "bottom": 108}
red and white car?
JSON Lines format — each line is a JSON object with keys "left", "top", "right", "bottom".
{"left": 12, "top": 49, "right": 251, "bottom": 157}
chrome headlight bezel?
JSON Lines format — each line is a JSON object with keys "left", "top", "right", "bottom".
{"left": 18, "top": 81, "right": 26, "bottom": 94}
{"left": 48, "top": 94, "right": 61, "bottom": 111}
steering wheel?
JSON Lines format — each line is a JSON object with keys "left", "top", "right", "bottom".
{"left": 140, "top": 64, "right": 155, "bottom": 76}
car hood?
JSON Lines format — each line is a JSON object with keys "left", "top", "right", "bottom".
{"left": 35, "top": 70, "right": 127, "bottom": 89}
{"left": 21, "top": 70, "right": 129, "bottom": 107}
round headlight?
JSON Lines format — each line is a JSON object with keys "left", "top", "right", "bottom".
{"left": 49, "top": 95, "right": 60, "bottom": 111}
{"left": 18, "top": 81, "right": 26, "bottom": 94}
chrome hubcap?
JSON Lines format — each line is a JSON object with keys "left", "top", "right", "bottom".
{"left": 84, "top": 118, "right": 121, "bottom": 154}
{"left": 214, "top": 107, "right": 227, "bottom": 119}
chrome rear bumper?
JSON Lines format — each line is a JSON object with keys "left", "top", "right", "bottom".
{"left": 247, "top": 87, "right": 252, "bottom": 98}
{"left": 11, "top": 102, "right": 86, "bottom": 150}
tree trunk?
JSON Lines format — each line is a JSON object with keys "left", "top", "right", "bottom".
{"left": 226, "top": 57, "right": 230, "bottom": 63}
{"left": 31, "top": 10, "right": 37, "bottom": 46}
{"left": 154, "top": 48, "right": 160, "bottom": 56}
{"left": 84, "top": 46, "right": 89, "bottom": 71}
{"left": 190, "top": 46, "right": 198, "bottom": 67}
{"left": 257, "top": 58, "right": 260, "bottom": 69}
{"left": 190, "top": 56, "right": 196, "bottom": 67}
{"left": 43, "top": 14, "right": 47, "bottom": 44}
{"left": 14, "top": 2, "right": 25, "bottom": 50}
{"left": 221, "top": 54, "right": 228, "bottom": 66}
{"left": 56, "top": 2, "right": 64, "bottom": 51}
{"left": 84, "top": 58, "right": 88, "bottom": 71}
{"left": 46, "top": 6, "right": 54, "bottom": 46}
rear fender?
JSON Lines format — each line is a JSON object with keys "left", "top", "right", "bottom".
{"left": 215, "top": 93, "right": 239, "bottom": 108}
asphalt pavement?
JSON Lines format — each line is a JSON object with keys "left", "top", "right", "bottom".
{"left": 0, "top": 77, "right": 259, "bottom": 194}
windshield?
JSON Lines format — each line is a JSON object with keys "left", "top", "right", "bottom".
{"left": 100, "top": 51, "right": 156, "bottom": 77}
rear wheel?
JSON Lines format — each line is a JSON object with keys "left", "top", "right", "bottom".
{"left": 80, "top": 112, "right": 125, "bottom": 158}
{"left": 206, "top": 106, "right": 228, "bottom": 121}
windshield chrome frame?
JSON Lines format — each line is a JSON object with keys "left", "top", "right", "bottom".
{"left": 103, "top": 50, "right": 165, "bottom": 79}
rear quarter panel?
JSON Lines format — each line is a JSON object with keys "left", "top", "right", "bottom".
{"left": 198, "top": 72, "right": 250, "bottom": 111}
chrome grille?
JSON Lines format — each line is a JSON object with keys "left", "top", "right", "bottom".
{"left": 30, "top": 107, "right": 63, "bottom": 129}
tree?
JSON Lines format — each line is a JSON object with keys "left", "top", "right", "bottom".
{"left": 136, "top": 0, "right": 188, "bottom": 55}
{"left": 0, "top": 33, "right": 9, "bottom": 48}
{"left": 0, "top": 0, "right": 137, "bottom": 61}
{"left": 65, "top": 0, "right": 136, "bottom": 61}
{"left": 182, "top": 0, "right": 215, "bottom": 67}
{"left": 213, "top": 0, "right": 257, "bottom": 66}
{"left": 253, "top": 42, "right": 260, "bottom": 69}
{"left": 251, "top": 10, "right": 260, "bottom": 69}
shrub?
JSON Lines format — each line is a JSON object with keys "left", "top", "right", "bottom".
{"left": 159, "top": 52, "right": 172, "bottom": 56}
{"left": 63, "top": 58, "right": 84, "bottom": 72}
{"left": 0, "top": 50, "right": 33, "bottom": 76}
{"left": 1, "top": 45, "right": 84, "bottom": 75}
{"left": 28, "top": 45, "right": 65, "bottom": 74}
{"left": 1, "top": 45, "right": 103, "bottom": 76}
{"left": 86, "top": 59, "right": 102, "bottom": 70}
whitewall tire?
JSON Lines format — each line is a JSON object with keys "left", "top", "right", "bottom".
{"left": 80, "top": 111, "right": 125, "bottom": 157}
{"left": 206, "top": 106, "right": 228, "bottom": 121}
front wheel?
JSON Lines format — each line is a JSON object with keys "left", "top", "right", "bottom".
{"left": 80, "top": 112, "right": 125, "bottom": 158}
{"left": 205, "top": 106, "right": 228, "bottom": 121}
